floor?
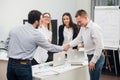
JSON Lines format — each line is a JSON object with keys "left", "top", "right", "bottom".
{"left": 101, "top": 74, "right": 120, "bottom": 80}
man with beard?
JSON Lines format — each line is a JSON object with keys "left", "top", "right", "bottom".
{"left": 5, "top": 10, "right": 65, "bottom": 80}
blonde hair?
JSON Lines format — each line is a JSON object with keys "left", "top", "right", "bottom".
{"left": 42, "top": 12, "right": 52, "bottom": 31}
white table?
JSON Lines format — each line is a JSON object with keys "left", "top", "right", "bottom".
{"left": 32, "top": 61, "right": 90, "bottom": 80}
{"left": 0, "top": 50, "right": 90, "bottom": 80}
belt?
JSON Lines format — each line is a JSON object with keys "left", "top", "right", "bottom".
{"left": 87, "top": 54, "right": 93, "bottom": 56}
{"left": 87, "top": 54, "right": 94, "bottom": 57}
{"left": 9, "top": 58, "right": 31, "bottom": 65}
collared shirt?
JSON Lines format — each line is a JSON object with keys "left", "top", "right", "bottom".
{"left": 39, "top": 25, "right": 52, "bottom": 41}
{"left": 63, "top": 27, "right": 73, "bottom": 44}
{"left": 69, "top": 20, "right": 104, "bottom": 63}
{"left": 5, "top": 23, "right": 63, "bottom": 60}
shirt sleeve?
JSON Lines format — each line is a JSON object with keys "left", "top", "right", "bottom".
{"left": 4, "top": 32, "right": 11, "bottom": 51}
{"left": 69, "top": 30, "right": 83, "bottom": 47}
{"left": 90, "top": 26, "right": 104, "bottom": 63}
{"left": 35, "top": 32, "right": 64, "bottom": 52}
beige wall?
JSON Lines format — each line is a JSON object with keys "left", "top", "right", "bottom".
{"left": 0, "top": 60, "right": 8, "bottom": 80}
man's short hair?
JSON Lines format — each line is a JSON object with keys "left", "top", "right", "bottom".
{"left": 28, "top": 10, "right": 42, "bottom": 24}
{"left": 75, "top": 9, "right": 88, "bottom": 17}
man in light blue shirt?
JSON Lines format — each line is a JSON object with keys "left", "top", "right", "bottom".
{"left": 64, "top": 9, "right": 105, "bottom": 80}
{"left": 5, "top": 10, "right": 65, "bottom": 80}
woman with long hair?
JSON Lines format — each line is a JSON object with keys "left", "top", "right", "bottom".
{"left": 33, "top": 12, "right": 52, "bottom": 64}
{"left": 58, "top": 12, "right": 79, "bottom": 49}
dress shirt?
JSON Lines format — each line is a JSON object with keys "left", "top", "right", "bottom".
{"left": 69, "top": 20, "right": 104, "bottom": 63}
{"left": 34, "top": 26, "right": 52, "bottom": 63}
{"left": 63, "top": 27, "right": 73, "bottom": 44}
{"left": 5, "top": 23, "right": 63, "bottom": 60}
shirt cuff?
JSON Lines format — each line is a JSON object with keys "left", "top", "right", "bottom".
{"left": 69, "top": 42, "right": 73, "bottom": 48}
{"left": 90, "top": 57, "right": 97, "bottom": 64}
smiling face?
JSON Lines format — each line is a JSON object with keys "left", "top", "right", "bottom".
{"left": 76, "top": 16, "right": 87, "bottom": 27}
{"left": 42, "top": 13, "right": 51, "bottom": 24}
{"left": 62, "top": 15, "right": 70, "bottom": 27}
{"left": 75, "top": 10, "right": 89, "bottom": 27}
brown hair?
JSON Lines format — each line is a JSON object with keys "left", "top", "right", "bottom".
{"left": 62, "top": 12, "right": 75, "bottom": 28}
{"left": 75, "top": 9, "right": 88, "bottom": 17}
{"left": 62, "top": 12, "right": 79, "bottom": 35}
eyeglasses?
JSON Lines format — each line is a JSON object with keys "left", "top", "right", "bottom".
{"left": 43, "top": 16, "right": 50, "bottom": 18}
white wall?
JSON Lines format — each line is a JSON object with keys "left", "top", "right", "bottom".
{"left": 0, "top": 0, "right": 77, "bottom": 41}
{"left": 76, "top": 0, "right": 91, "bottom": 18}
{"left": 0, "top": 0, "right": 91, "bottom": 41}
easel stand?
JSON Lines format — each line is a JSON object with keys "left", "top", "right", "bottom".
{"left": 103, "top": 50, "right": 111, "bottom": 72}
{"left": 104, "top": 47, "right": 120, "bottom": 76}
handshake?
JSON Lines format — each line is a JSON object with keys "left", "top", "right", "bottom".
{"left": 62, "top": 44, "right": 70, "bottom": 51}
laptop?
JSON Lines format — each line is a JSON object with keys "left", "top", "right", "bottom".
{"left": 67, "top": 49, "right": 85, "bottom": 65}
{"left": 53, "top": 51, "right": 66, "bottom": 67}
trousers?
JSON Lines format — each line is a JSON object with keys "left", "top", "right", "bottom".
{"left": 7, "top": 58, "right": 32, "bottom": 80}
{"left": 87, "top": 53, "right": 105, "bottom": 80}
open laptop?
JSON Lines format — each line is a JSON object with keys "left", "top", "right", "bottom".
{"left": 67, "top": 49, "right": 85, "bottom": 65}
{"left": 53, "top": 51, "right": 66, "bottom": 67}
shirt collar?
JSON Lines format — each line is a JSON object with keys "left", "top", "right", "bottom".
{"left": 26, "top": 23, "right": 36, "bottom": 29}
{"left": 85, "top": 20, "right": 92, "bottom": 29}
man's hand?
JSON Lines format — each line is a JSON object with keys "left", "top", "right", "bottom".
{"left": 89, "top": 61, "right": 95, "bottom": 71}
{"left": 48, "top": 39, "right": 51, "bottom": 43}
{"left": 63, "top": 44, "right": 70, "bottom": 51}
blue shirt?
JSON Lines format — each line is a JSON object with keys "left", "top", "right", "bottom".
{"left": 5, "top": 23, "right": 63, "bottom": 60}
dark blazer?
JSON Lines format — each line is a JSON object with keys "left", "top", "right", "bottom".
{"left": 58, "top": 24, "right": 79, "bottom": 49}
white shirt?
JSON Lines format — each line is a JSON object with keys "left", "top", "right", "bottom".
{"left": 34, "top": 26, "right": 52, "bottom": 63}
{"left": 69, "top": 20, "right": 104, "bottom": 63}
{"left": 63, "top": 27, "right": 73, "bottom": 44}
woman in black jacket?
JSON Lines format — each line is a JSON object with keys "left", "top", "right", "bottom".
{"left": 58, "top": 12, "right": 79, "bottom": 49}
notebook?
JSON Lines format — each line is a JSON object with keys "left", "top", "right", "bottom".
{"left": 67, "top": 49, "right": 85, "bottom": 65}
{"left": 53, "top": 51, "right": 66, "bottom": 67}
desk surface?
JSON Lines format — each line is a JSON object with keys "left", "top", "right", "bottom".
{"left": 0, "top": 51, "right": 90, "bottom": 80}
{"left": 32, "top": 61, "right": 90, "bottom": 80}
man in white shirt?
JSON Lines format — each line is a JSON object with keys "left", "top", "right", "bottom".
{"left": 64, "top": 9, "right": 105, "bottom": 80}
